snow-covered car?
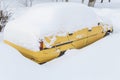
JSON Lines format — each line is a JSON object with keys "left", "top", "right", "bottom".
{"left": 4, "top": 3, "right": 113, "bottom": 64}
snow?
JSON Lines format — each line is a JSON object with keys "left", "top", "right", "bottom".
{"left": 1, "top": 30, "right": 120, "bottom": 80}
{"left": 44, "top": 34, "right": 120, "bottom": 80}
{"left": 4, "top": 3, "right": 102, "bottom": 51}
{"left": 0, "top": 1, "right": 120, "bottom": 80}
{"left": 0, "top": 32, "right": 3, "bottom": 42}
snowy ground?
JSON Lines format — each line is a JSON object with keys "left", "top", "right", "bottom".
{"left": 0, "top": 1, "right": 120, "bottom": 80}
{"left": 0, "top": 32, "right": 3, "bottom": 42}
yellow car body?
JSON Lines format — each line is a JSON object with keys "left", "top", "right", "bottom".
{"left": 4, "top": 26, "right": 113, "bottom": 64}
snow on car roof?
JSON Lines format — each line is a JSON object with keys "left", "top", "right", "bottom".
{"left": 5, "top": 3, "right": 101, "bottom": 37}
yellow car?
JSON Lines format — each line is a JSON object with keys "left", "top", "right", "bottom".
{"left": 4, "top": 3, "right": 113, "bottom": 64}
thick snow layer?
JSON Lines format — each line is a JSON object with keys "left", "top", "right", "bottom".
{"left": 4, "top": 3, "right": 101, "bottom": 51}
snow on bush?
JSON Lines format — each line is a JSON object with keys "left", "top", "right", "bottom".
{"left": 0, "top": 0, "right": 13, "bottom": 32}
{"left": 4, "top": 3, "right": 102, "bottom": 51}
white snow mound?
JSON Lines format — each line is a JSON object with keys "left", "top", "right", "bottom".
{"left": 4, "top": 3, "right": 102, "bottom": 51}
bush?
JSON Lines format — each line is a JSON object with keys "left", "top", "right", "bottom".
{"left": 0, "top": 10, "right": 12, "bottom": 32}
{"left": 0, "top": 0, "right": 12, "bottom": 32}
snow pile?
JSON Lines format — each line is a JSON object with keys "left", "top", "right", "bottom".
{"left": 4, "top": 3, "right": 102, "bottom": 51}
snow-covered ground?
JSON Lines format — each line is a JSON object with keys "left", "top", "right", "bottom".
{"left": 0, "top": 1, "right": 120, "bottom": 80}
{"left": 0, "top": 32, "right": 3, "bottom": 42}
